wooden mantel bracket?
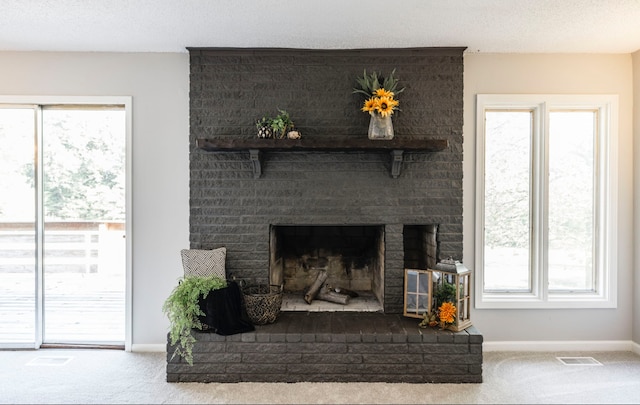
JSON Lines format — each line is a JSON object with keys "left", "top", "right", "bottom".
{"left": 390, "top": 150, "right": 404, "bottom": 179}
{"left": 249, "top": 149, "right": 262, "bottom": 179}
{"left": 196, "top": 138, "right": 448, "bottom": 179}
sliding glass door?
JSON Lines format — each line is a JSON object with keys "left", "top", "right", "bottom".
{"left": 0, "top": 102, "right": 129, "bottom": 348}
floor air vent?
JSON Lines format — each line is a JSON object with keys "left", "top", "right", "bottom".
{"left": 26, "top": 356, "right": 73, "bottom": 366}
{"left": 556, "top": 356, "right": 602, "bottom": 366}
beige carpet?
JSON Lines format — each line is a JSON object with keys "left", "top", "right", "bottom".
{"left": 0, "top": 349, "right": 639, "bottom": 404}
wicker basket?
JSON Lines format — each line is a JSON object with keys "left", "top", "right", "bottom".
{"left": 242, "top": 284, "right": 283, "bottom": 325}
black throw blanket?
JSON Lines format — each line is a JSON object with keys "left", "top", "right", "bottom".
{"left": 198, "top": 281, "right": 255, "bottom": 335}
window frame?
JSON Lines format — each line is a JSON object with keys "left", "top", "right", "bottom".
{"left": 475, "top": 94, "right": 618, "bottom": 309}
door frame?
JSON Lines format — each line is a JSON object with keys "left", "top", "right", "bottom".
{"left": 0, "top": 95, "right": 133, "bottom": 351}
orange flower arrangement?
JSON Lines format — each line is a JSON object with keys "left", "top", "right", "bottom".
{"left": 438, "top": 301, "right": 457, "bottom": 325}
{"left": 419, "top": 302, "right": 458, "bottom": 330}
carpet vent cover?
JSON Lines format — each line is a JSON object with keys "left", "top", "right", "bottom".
{"left": 26, "top": 356, "right": 73, "bottom": 366}
{"left": 556, "top": 356, "right": 602, "bottom": 366}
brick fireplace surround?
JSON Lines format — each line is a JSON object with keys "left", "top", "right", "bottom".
{"left": 167, "top": 47, "right": 482, "bottom": 383}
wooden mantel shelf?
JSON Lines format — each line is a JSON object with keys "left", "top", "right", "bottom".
{"left": 196, "top": 137, "right": 448, "bottom": 179}
{"left": 196, "top": 138, "right": 448, "bottom": 152}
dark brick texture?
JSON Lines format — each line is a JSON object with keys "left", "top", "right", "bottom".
{"left": 167, "top": 312, "right": 482, "bottom": 383}
{"left": 188, "top": 47, "right": 465, "bottom": 313}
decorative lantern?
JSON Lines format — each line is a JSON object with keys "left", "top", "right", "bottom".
{"left": 403, "top": 259, "right": 472, "bottom": 332}
{"left": 403, "top": 268, "right": 431, "bottom": 318}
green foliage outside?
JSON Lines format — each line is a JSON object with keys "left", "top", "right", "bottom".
{"left": 21, "top": 109, "right": 126, "bottom": 221}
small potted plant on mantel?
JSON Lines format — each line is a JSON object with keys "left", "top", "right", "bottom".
{"left": 255, "top": 109, "right": 300, "bottom": 139}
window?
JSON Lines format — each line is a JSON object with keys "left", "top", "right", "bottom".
{"left": 475, "top": 95, "right": 618, "bottom": 309}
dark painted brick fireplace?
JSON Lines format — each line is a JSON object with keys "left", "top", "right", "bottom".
{"left": 188, "top": 47, "right": 465, "bottom": 313}
{"left": 171, "top": 47, "right": 480, "bottom": 383}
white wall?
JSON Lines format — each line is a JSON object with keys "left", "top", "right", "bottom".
{"left": 464, "top": 53, "right": 634, "bottom": 346}
{"left": 1, "top": 51, "right": 636, "bottom": 348}
{"left": 0, "top": 52, "right": 190, "bottom": 347}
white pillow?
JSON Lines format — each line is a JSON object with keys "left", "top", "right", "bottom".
{"left": 180, "top": 247, "right": 226, "bottom": 279}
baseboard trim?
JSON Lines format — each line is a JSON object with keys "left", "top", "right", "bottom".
{"left": 131, "top": 344, "right": 166, "bottom": 353}
{"left": 483, "top": 340, "right": 635, "bottom": 352}
{"left": 130, "top": 341, "right": 638, "bottom": 354}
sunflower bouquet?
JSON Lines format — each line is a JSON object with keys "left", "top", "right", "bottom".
{"left": 353, "top": 69, "right": 404, "bottom": 117}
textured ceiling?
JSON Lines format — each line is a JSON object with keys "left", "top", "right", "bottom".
{"left": 1, "top": 0, "right": 640, "bottom": 54}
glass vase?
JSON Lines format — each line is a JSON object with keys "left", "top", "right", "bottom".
{"left": 368, "top": 113, "right": 394, "bottom": 140}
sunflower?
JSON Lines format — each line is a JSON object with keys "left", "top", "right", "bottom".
{"left": 376, "top": 96, "right": 396, "bottom": 117}
{"left": 438, "top": 302, "right": 457, "bottom": 324}
{"left": 361, "top": 97, "right": 378, "bottom": 113}
{"left": 374, "top": 88, "right": 394, "bottom": 98}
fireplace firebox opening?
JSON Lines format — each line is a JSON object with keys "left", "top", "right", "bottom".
{"left": 269, "top": 224, "right": 439, "bottom": 312}
{"left": 269, "top": 225, "right": 384, "bottom": 312}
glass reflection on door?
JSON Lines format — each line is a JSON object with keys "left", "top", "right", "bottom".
{"left": 0, "top": 107, "right": 37, "bottom": 345}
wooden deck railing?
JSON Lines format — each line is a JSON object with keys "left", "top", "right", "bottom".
{"left": 0, "top": 221, "right": 124, "bottom": 273}
{"left": 0, "top": 221, "right": 126, "bottom": 345}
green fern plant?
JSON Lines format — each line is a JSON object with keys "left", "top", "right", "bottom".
{"left": 162, "top": 275, "right": 227, "bottom": 365}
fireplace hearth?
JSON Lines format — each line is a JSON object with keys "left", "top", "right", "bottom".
{"left": 166, "top": 312, "right": 483, "bottom": 383}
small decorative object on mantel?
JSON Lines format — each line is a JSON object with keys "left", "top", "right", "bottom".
{"left": 270, "top": 109, "right": 294, "bottom": 139}
{"left": 406, "top": 258, "right": 472, "bottom": 332}
{"left": 353, "top": 69, "right": 404, "bottom": 140}
{"left": 255, "top": 109, "right": 296, "bottom": 139}
{"left": 256, "top": 116, "right": 273, "bottom": 139}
